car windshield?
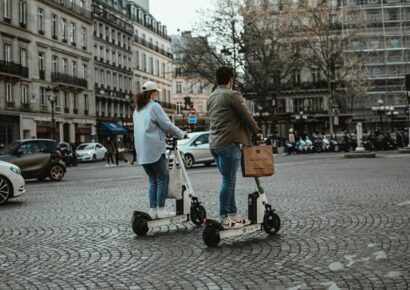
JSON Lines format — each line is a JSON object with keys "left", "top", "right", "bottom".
{"left": 77, "top": 144, "right": 94, "bottom": 150}
{"left": 0, "top": 141, "right": 21, "bottom": 155}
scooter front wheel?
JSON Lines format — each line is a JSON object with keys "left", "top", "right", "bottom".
{"left": 263, "top": 211, "right": 281, "bottom": 235}
{"left": 190, "top": 205, "right": 206, "bottom": 226}
{"left": 203, "top": 224, "right": 221, "bottom": 247}
{"left": 132, "top": 214, "right": 149, "bottom": 236}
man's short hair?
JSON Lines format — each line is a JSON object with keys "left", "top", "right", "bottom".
{"left": 216, "top": 66, "right": 234, "bottom": 85}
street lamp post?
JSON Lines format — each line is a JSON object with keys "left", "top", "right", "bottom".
{"left": 371, "top": 99, "right": 387, "bottom": 133}
{"left": 46, "top": 86, "right": 56, "bottom": 141}
{"left": 385, "top": 108, "right": 399, "bottom": 132}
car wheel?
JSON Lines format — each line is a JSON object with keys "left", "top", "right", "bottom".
{"left": 184, "top": 154, "right": 194, "bottom": 168}
{"left": 49, "top": 164, "right": 65, "bottom": 181}
{"left": 0, "top": 175, "right": 12, "bottom": 205}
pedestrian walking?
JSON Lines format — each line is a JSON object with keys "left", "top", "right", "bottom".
{"left": 105, "top": 137, "right": 115, "bottom": 167}
{"left": 287, "top": 129, "right": 296, "bottom": 155}
{"left": 207, "top": 66, "right": 260, "bottom": 229}
{"left": 116, "top": 138, "right": 129, "bottom": 165}
{"left": 133, "top": 81, "right": 187, "bottom": 219}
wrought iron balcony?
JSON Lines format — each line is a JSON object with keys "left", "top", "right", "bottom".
{"left": 45, "top": 0, "right": 91, "bottom": 20}
{"left": 0, "top": 61, "right": 29, "bottom": 78}
{"left": 51, "top": 72, "right": 87, "bottom": 88}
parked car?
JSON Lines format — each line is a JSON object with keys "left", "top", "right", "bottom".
{"left": 76, "top": 143, "right": 107, "bottom": 162}
{"left": 0, "top": 139, "right": 66, "bottom": 181}
{"left": 168, "top": 131, "right": 214, "bottom": 168}
{"left": 0, "top": 161, "right": 25, "bottom": 205}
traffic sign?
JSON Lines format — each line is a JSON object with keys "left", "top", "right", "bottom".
{"left": 188, "top": 114, "right": 197, "bottom": 124}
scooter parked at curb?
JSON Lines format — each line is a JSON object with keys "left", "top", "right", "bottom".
{"left": 202, "top": 173, "right": 281, "bottom": 247}
{"left": 131, "top": 137, "right": 207, "bottom": 236}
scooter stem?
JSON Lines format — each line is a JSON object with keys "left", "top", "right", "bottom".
{"left": 254, "top": 177, "right": 265, "bottom": 194}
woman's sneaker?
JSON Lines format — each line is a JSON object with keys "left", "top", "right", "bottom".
{"left": 228, "top": 213, "right": 246, "bottom": 225}
{"left": 222, "top": 216, "right": 244, "bottom": 229}
{"left": 157, "top": 207, "right": 176, "bottom": 219}
{"left": 148, "top": 208, "right": 157, "bottom": 219}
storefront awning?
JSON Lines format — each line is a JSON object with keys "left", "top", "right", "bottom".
{"left": 97, "top": 121, "right": 128, "bottom": 135}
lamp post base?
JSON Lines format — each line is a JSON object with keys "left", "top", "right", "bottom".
{"left": 344, "top": 149, "right": 376, "bottom": 158}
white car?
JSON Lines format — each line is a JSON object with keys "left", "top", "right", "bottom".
{"left": 0, "top": 160, "right": 25, "bottom": 205}
{"left": 76, "top": 143, "right": 107, "bottom": 162}
{"left": 167, "top": 131, "right": 214, "bottom": 168}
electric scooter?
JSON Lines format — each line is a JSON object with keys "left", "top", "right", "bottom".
{"left": 202, "top": 169, "right": 281, "bottom": 247}
{"left": 131, "top": 137, "right": 207, "bottom": 236}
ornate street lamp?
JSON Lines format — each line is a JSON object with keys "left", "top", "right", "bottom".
{"left": 46, "top": 86, "right": 56, "bottom": 140}
{"left": 385, "top": 108, "right": 399, "bottom": 132}
{"left": 371, "top": 99, "right": 386, "bottom": 133}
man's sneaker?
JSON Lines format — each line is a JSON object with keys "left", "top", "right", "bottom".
{"left": 105, "top": 164, "right": 110, "bottom": 167}
{"left": 157, "top": 207, "right": 176, "bottom": 219}
{"left": 228, "top": 213, "right": 246, "bottom": 224}
{"left": 222, "top": 216, "right": 244, "bottom": 229}
{"left": 148, "top": 208, "right": 157, "bottom": 219}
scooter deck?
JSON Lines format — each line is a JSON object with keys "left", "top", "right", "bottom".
{"left": 220, "top": 222, "right": 262, "bottom": 239}
{"left": 147, "top": 214, "right": 190, "bottom": 228}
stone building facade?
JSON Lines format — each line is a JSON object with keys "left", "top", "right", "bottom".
{"left": 0, "top": 0, "right": 95, "bottom": 145}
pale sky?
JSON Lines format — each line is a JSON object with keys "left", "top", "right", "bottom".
{"left": 149, "top": 0, "right": 215, "bottom": 35}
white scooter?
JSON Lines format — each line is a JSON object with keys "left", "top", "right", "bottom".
{"left": 202, "top": 175, "right": 281, "bottom": 247}
{"left": 132, "top": 137, "right": 206, "bottom": 236}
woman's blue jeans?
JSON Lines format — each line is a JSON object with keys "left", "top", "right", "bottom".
{"left": 211, "top": 143, "right": 241, "bottom": 218}
{"left": 142, "top": 154, "right": 168, "bottom": 208}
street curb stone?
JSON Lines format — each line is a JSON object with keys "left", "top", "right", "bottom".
{"left": 344, "top": 151, "right": 376, "bottom": 158}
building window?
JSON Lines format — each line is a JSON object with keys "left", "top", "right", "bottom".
{"left": 52, "top": 56, "right": 58, "bottom": 73}
{"left": 62, "top": 18, "right": 67, "bottom": 41}
{"left": 312, "top": 68, "right": 320, "bottom": 83}
{"left": 70, "top": 22, "right": 76, "bottom": 44}
{"left": 62, "top": 58, "right": 68, "bottom": 74}
{"left": 21, "top": 85, "right": 28, "bottom": 104}
{"left": 3, "top": 0, "right": 10, "bottom": 19}
{"left": 38, "top": 52, "right": 45, "bottom": 78}
{"left": 64, "top": 92, "right": 69, "bottom": 109}
{"left": 6, "top": 83, "right": 13, "bottom": 102}
{"left": 40, "top": 87, "right": 46, "bottom": 106}
{"left": 52, "top": 14, "right": 58, "bottom": 39}
{"left": 150, "top": 57, "right": 154, "bottom": 74}
{"left": 19, "top": 0, "right": 27, "bottom": 26}
{"left": 4, "top": 44, "right": 11, "bottom": 62}
{"left": 142, "top": 54, "right": 146, "bottom": 71}
{"left": 20, "top": 48, "right": 27, "bottom": 67}
{"left": 82, "top": 64, "right": 87, "bottom": 79}
{"left": 81, "top": 27, "right": 86, "bottom": 48}
{"left": 176, "top": 82, "right": 182, "bottom": 94}
{"left": 38, "top": 8, "right": 44, "bottom": 34}
{"left": 73, "top": 94, "right": 78, "bottom": 110}
{"left": 162, "top": 63, "right": 166, "bottom": 78}
{"left": 72, "top": 61, "right": 77, "bottom": 76}
{"left": 293, "top": 70, "right": 301, "bottom": 85}
{"left": 84, "top": 94, "right": 89, "bottom": 112}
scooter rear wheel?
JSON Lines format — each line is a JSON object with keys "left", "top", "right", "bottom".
{"left": 203, "top": 224, "right": 221, "bottom": 247}
{"left": 132, "top": 214, "right": 149, "bottom": 236}
{"left": 263, "top": 212, "right": 281, "bottom": 235}
{"left": 190, "top": 205, "right": 206, "bottom": 226}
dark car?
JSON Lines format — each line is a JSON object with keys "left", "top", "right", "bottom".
{"left": 0, "top": 139, "right": 66, "bottom": 181}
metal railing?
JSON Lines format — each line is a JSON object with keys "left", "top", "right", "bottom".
{"left": 133, "top": 36, "right": 173, "bottom": 59}
{"left": 51, "top": 72, "right": 87, "bottom": 88}
{"left": 0, "top": 61, "right": 29, "bottom": 78}
{"left": 45, "top": 0, "right": 91, "bottom": 19}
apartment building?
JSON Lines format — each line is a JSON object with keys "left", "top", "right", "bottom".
{"left": 127, "top": 1, "right": 174, "bottom": 115}
{"left": 0, "top": 0, "right": 94, "bottom": 145}
{"left": 171, "top": 32, "right": 213, "bottom": 130}
{"left": 92, "top": 0, "right": 134, "bottom": 137}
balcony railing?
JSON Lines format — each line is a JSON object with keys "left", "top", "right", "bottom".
{"left": 133, "top": 36, "right": 173, "bottom": 59}
{"left": 45, "top": 0, "right": 91, "bottom": 20}
{"left": 21, "top": 103, "right": 31, "bottom": 112}
{"left": 51, "top": 72, "right": 87, "bottom": 88}
{"left": 0, "top": 61, "right": 29, "bottom": 78}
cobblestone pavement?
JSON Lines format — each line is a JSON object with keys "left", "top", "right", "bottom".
{"left": 1, "top": 152, "right": 409, "bottom": 289}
